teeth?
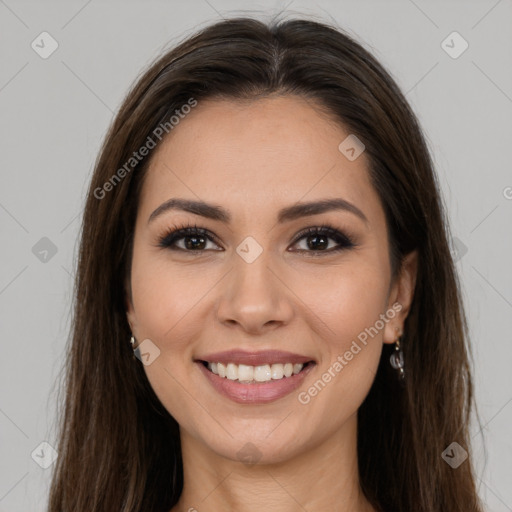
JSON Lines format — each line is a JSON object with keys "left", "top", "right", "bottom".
{"left": 206, "top": 361, "right": 305, "bottom": 382}
{"left": 271, "top": 364, "right": 284, "bottom": 379}
{"left": 226, "top": 363, "right": 238, "bottom": 380}
{"left": 254, "top": 364, "right": 272, "bottom": 382}
{"left": 238, "top": 364, "right": 254, "bottom": 382}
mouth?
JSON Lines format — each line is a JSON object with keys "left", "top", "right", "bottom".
{"left": 198, "top": 360, "right": 316, "bottom": 383}
{"left": 194, "top": 351, "right": 317, "bottom": 404}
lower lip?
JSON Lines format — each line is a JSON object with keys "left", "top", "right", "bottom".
{"left": 196, "top": 361, "right": 316, "bottom": 404}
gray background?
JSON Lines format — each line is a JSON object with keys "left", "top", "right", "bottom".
{"left": 1, "top": 0, "right": 511, "bottom": 510}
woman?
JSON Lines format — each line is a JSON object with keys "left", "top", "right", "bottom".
{"left": 47, "top": 15, "right": 485, "bottom": 512}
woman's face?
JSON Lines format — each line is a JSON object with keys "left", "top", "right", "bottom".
{"left": 126, "top": 95, "right": 416, "bottom": 464}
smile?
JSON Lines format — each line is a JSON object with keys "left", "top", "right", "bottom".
{"left": 203, "top": 361, "right": 311, "bottom": 383}
{"left": 196, "top": 359, "right": 316, "bottom": 404}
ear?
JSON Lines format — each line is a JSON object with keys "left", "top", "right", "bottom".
{"left": 383, "top": 250, "right": 418, "bottom": 344}
{"left": 125, "top": 276, "right": 137, "bottom": 334}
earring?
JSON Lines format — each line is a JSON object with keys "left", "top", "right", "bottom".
{"left": 389, "top": 328, "right": 405, "bottom": 382}
{"left": 130, "top": 335, "right": 136, "bottom": 349}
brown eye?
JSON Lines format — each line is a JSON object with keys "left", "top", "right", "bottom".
{"left": 157, "top": 223, "right": 356, "bottom": 255}
{"left": 290, "top": 225, "right": 355, "bottom": 254}
{"left": 158, "top": 226, "right": 222, "bottom": 252}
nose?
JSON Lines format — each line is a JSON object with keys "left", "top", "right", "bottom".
{"left": 216, "top": 253, "right": 294, "bottom": 335}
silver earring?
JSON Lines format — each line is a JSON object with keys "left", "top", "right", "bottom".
{"left": 389, "top": 329, "right": 405, "bottom": 382}
{"left": 130, "top": 335, "right": 136, "bottom": 348}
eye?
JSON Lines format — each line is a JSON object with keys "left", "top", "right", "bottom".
{"left": 156, "top": 222, "right": 356, "bottom": 255}
{"left": 290, "top": 224, "right": 355, "bottom": 254}
{"left": 157, "top": 223, "right": 222, "bottom": 252}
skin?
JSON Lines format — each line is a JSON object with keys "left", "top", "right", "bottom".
{"left": 126, "top": 95, "right": 418, "bottom": 512}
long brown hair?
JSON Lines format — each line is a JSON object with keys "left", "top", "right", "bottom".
{"left": 47, "top": 15, "right": 485, "bottom": 512}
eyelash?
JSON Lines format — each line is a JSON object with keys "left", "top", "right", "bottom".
{"left": 156, "top": 222, "right": 356, "bottom": 256}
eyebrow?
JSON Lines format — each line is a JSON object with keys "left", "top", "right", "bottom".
{"left": 148, "top": 197, "right": 368, "bottom": 225}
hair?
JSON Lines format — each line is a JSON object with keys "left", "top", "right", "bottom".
{"left": 47, "top": 15, "right": 485, "bottom": 512}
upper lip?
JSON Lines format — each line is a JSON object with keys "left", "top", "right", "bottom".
{"left": 196, "top": 350, "right": 315, "bottom": 366}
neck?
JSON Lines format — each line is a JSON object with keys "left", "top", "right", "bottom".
{"left": 171, "top": 413, "right": 376, "bottom": 512}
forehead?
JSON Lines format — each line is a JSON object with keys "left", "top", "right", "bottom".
{"left": 139, "top": 95, "right": 382, "bottom": 225}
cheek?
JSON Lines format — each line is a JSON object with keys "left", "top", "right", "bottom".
{"left": 291, "top": 269, "right": 388, "bottom": 432}
{"left": 130, "top": 254, "right": 213, "bottom": 430}
{"left": 292, "top": 259, "right": 389, "bottom": 403}
{"left": 295, "top": 258, "right": 390, "bottom": 345}
{"left": 335, "top": 273, "right": 389, "bottom": 344}
{"left": 130, "top": 249, "right": 213, "bottom": 344}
